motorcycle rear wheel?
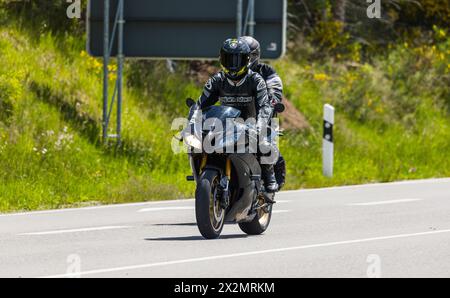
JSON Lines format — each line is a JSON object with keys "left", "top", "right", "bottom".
{"left": 238, "top": 195, "right": 273, "bottom": 235}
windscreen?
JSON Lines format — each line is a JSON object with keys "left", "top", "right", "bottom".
{"left": 202, "top": 105, "right": 241, "bottom": 122}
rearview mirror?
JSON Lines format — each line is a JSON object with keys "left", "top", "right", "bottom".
{"left": 274, "top": 102, "right": 285, "bottom": 113}
{"left": 186, "top": 98, "right": 196, "bottom": 108}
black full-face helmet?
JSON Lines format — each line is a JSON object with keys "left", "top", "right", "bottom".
{"left": 241, "top": 36, "right": 261, "bottom": 70}
{"left": 220, "top": 38, "right": 251, "bottom": 81}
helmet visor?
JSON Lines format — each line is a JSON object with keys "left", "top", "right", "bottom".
{"left": 220, "top": 51, "right": 249, "bottom": 72}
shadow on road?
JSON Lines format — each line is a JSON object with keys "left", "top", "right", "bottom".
{"left": 145, "top": 234, "right": 248, "bottom": 241}
{"left": 152, "top": 223, "right": 198, "bottom": 227}
{"left": 152, "top": 222, "right": 235, "bottom": 227}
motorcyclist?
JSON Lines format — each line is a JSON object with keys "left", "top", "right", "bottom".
{"left": 241, "top": 36, "right": 286, "bottom": 190}
{"left": 195, "top": 38, "right": 279, "bottom": 193}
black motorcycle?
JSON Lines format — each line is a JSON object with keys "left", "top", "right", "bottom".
{"left": 181, "top": 99, "right": 284, "bottom": 239}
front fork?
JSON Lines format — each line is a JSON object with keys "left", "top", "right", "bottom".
{"left": 192, "top": 155, "right": 230, "bottom": 210}
{"left": 217, "top": 158, "right": 231, "bottom": 209}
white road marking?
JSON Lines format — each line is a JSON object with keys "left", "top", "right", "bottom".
{"left": 281, "top": 178, "right": 450, "bottom": 194}
{"left": 348, "top": 199, "right": 423, "bottom": 206}
{"left": 0, "top": 200, "right": 195, "bottom": 217}
{"left": 18, "top": 226, "right": 131, "bottom": 236}
{"left": 41, "top": 228, "right": 450, "bottom": 278}
{"left": 272, "top": 210, "right": 290, "bottom": 214}
{"left": 138, "top": 207, "right": 195, "bottom": 213}
{"left": 275, "top": 200, "right": 291, "bottom": 203}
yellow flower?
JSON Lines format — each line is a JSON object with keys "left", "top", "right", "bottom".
{"left": 314, "top": 73, "right": 330, "bottom": 81}
{"left": 108, "top": 64, "right": 117, "bottom": 72}
{"left": 93, "top": 59, "right": 102, "bottom": 69}
{"left": 109, "top": 73, "right": 117, "bottom": 81}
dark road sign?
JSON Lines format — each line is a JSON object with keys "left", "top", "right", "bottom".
{"left": 87, "top": 0, "right": 286, "bottom": 60}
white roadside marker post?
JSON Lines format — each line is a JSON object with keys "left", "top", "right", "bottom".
{"left": 323, "top": 104, "right": 335, "bottom": 177}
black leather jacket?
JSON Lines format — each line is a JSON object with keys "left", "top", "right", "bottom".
{"left": 252, "top": 63, "right": 283, "bottom": 105}
{"left": 197, "top": 70, "right": 273, "bottom": 125}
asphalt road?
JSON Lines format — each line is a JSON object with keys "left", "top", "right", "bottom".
{"left": 0, "top": 178, "right": 449, "bottom": 278}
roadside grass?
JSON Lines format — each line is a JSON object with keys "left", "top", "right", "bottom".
{"left": 0, "top": 20, "right": 449, "bottom": 212}
{"left": 0, "top": 25, "right": 195, "bottom": 212}
{"left": 275, "top": 33, "right": 450, "bottom": 188}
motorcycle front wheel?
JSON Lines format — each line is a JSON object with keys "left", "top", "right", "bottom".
{"left": 195, "top": 169, "right": 225, "bottom": 239}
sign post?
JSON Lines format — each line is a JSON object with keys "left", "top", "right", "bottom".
{"left": 237, "top": 0, "right": 243, "bottom": 38}
{"left": 248, "top": 0, "right": 255, "bottom": 36}
{"left": 323, "top": 104, "right": 335, "bottom": 177}
{"left": 102, "top": 0, "right": 109, "bottom": 144}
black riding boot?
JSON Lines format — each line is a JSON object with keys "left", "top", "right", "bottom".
{"left": 261, "top": 164, "right": 279, "bottom": 193}
{"left": 274, "top": 154, "right": 286, "bottom": 190}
